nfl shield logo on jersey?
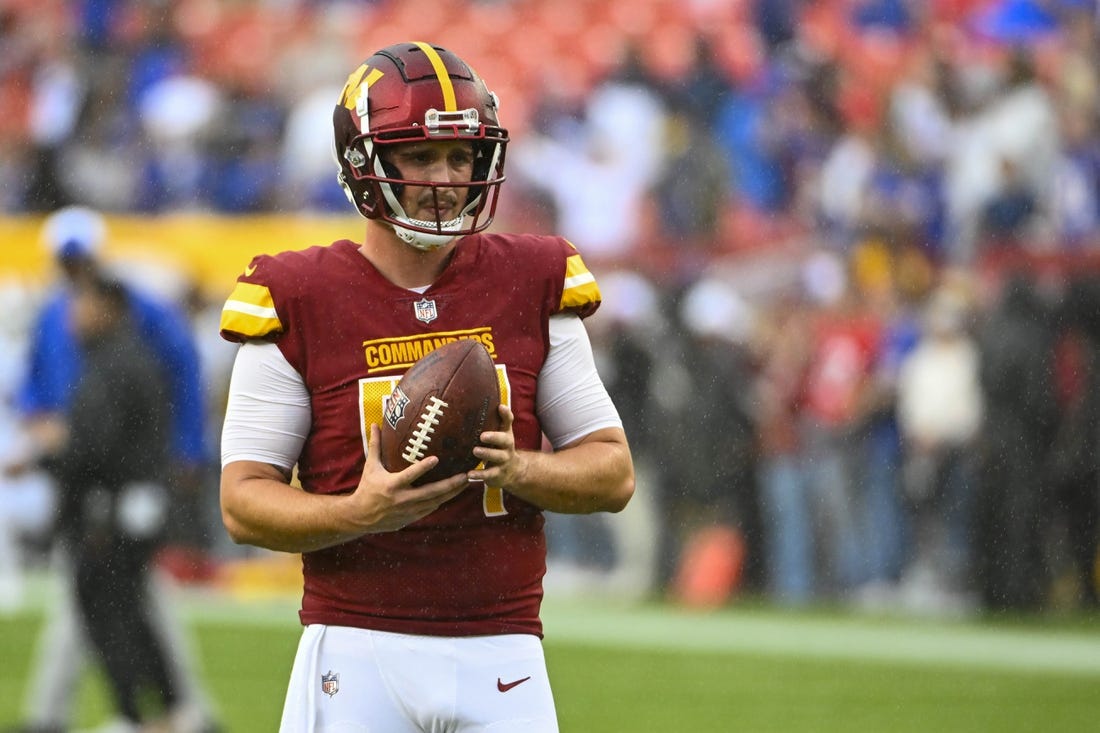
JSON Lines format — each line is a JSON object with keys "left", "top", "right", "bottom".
{"left": 322, "top": 670, "right": 339, "bottom": 697}
{"left": 414, "top": 297, "right": 438, "bottom": 324}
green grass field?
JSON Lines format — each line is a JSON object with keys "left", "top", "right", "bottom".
{"left": 2, "top": 589, "right": 1099, "bottom": 732}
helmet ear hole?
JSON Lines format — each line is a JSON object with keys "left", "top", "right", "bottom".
{"left": 465, "top": 140, "right": 496, "bottom": 207}
{"left": 471, "top": 141, "right": 491, "bottom": 182}
{"left": 338, "top": 138, "right": 380, "bottom": 216}
{"left": 377, "top": 155, "right": 404, "bottom": 203}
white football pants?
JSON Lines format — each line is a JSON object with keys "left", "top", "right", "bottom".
{"left": 280, "top": 625, "right": 559, "bottom": 733}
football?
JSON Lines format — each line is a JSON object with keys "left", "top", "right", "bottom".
{"left": 380, "top": 339, "right": 502, "bottom": 485}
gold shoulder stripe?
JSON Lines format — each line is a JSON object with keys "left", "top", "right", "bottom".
{"left": 220, "top": 281, "right": 283, "bottom": 338}
{"left": 561, "top": 253, "right": 601, "bottom": 310}
{"left": 413, "top": 41, "right": 457, "bottom": 111}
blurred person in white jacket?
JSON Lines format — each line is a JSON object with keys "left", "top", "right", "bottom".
{"left": 895, "top": 286, "right": 983, "bottom": 612}
{"left": 941, "top": 48, "right": 1060, "bottom": 264}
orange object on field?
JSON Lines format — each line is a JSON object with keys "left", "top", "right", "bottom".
{"left": 671, "top": 525, "right": 746, "bottom": 609}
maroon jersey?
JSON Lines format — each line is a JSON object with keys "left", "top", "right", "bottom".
{"left": 220, "top": 235, "right": 602, "bottom": 637}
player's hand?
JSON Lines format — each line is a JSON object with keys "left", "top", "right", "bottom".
{"left": 468, "top": 404, "right": 521, "bottom": 487}
{"left": 351, "top": 423, "right": 469, "bottom": 533}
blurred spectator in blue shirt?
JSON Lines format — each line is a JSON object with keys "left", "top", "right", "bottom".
{"left": 17, "top": 206, "right": 207, "bottom": 471}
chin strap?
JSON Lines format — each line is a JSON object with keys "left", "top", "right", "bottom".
{"left": 391, "top": 217, "right": 462, "bottom": 251}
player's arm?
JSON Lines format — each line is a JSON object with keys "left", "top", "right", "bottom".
{"left": 468, "top": 313, "right": 634, "bottom": 514}
{"left": 219, "top": 342, "right": 469, "bottom": 553}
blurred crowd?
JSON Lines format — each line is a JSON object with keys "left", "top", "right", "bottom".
{"left": 2, "top": 0, "right": 1100, "bottom": 619}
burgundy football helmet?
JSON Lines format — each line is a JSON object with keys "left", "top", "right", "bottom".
{"left": 333, "top": 42, "right": 508, "bottom": 250}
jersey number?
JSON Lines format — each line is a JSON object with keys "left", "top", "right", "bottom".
{"left": 358, "top": 367, "right": 511, "bottom": 517}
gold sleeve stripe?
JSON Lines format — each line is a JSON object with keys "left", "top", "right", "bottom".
{"left": 564, "top": 271, "right": 596, "bottom": 290}
{"left": 564, "top": 253, "right": 595, "bottom": 289}
{"left": 221, "top": 302, "right": 282, "bottom": 337}
{"left": 413, "top": 41, "right": 457, "bottom": 111}
{"left": 220, "top": 281, "right": 283, "bottom": 337}
{"left": 561, "top": 254, "right": 601, "bottom": 309}
{"left": 225, "top": 281, "right": 276, "bottom": 310}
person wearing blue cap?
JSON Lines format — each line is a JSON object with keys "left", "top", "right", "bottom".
{"left": 7, "top": 206, "right": 219, "bottom": 733}
{"left": 18, "top": 206, "right": 208, "bottom": 470}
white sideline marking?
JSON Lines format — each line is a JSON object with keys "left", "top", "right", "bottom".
{"left": 173, "top": 594, "right": 1100, "bottom": 677}
{"left": 539, "top": 602, "right": 1100, "bottom": 677}
{"left": 14, "top": 573, "right": 1098, "bottom": 676}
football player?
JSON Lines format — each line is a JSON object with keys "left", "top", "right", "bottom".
{"left": 218, "top": 42, "right": 635, "bottom": 732}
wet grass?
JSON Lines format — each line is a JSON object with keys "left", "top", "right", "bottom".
{"left": 2, "top": 597, "right": 1098, "bottom": 732}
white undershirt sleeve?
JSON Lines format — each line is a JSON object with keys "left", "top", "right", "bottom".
{"left": 220, "top": 341, "right": 311, "bottom": 471}
{"left": 537, "top": 313, "right": 623, "bottom": 450}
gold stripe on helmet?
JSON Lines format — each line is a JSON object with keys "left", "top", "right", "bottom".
{"left": 340, "top": 65, "right": 385, "bottom": 112}
{"left": 413, "top": 41, "right": 457, "bottom": 111}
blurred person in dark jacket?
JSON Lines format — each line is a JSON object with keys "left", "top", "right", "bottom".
{"left": 1045, "top": 275, "right": 1100, "bottom": 609}
{"left": 17, "top": 207, "right": 207, "bottom": 485}
{"left": 974, "top": 274, "right": 1059, "bottom": 612}
{"left": 50, "top": 275, "right": 182, "bottom": 731}
{"left": 667, "top": 277, "right": 764, "bottom": 604}
{"left": 544, "top": 271, "right": 663, "bottom": 600}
